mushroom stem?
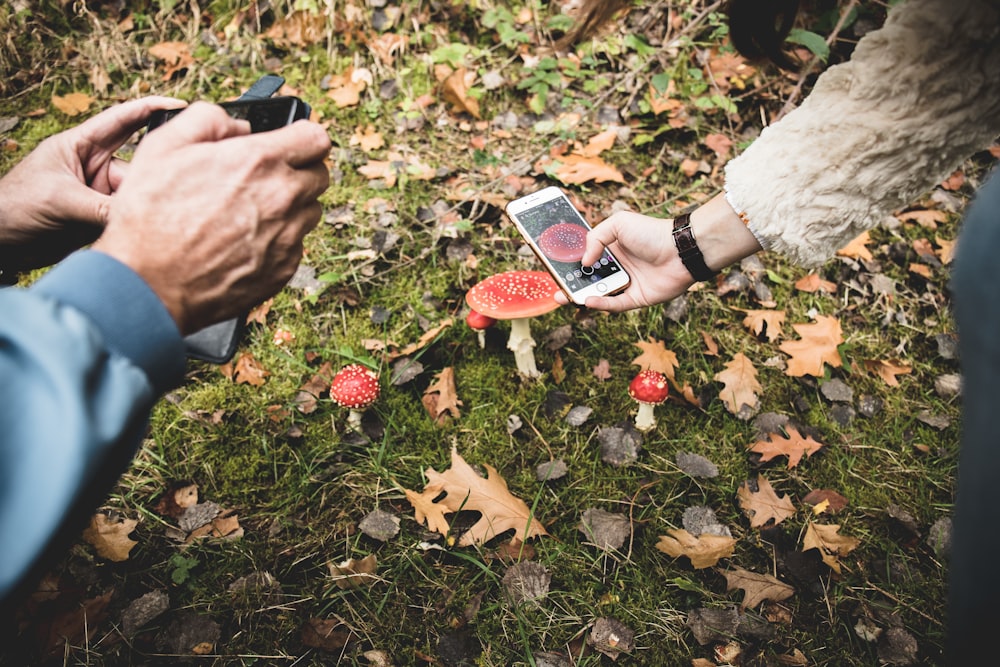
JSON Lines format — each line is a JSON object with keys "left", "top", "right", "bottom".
{"left": 476, "top": 330, "right": 486, "bottom": 349}
{"left": 635, "top": 402, "right": 657, "bottom": 432}
{"left": 508, "top": 317, "right": 539, "bottom": 378}
{"left": 346, "top": 409, "right": 364, "bottom": 430}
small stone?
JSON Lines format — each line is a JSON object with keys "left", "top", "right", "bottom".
{"left": 359, "top": 510, "right": 400, "bottom": 542}
{"left": 935, "top": 333, "right": 959, "bottom": 360}
{"left": 753, "top": 412, "right": 789, "bottom": 438}
{"left": 598, "top": 425, "right": 642, "bottom": 467}
{"left": 502, "top": 561, "right": 551, "bottom": 604}
{"left": 536, "top": 459, "right": 567, "bottom": 482}
{"left": 122, "top": 590, "right": 170, "bottom": 637}
{"left": 579, "top": 508, "right": 631, "bottom": 551}
{"left": 663, "top": 294, "right": 688, "bottom": 323}
{"left": 682, "top": 506, "right": 732, "bottom": 538}
{"left": 877, "top": 626, "right": 919, "bottom": 666}
{"left": 588, "top": 618, "right": 635, "bottom": 659}
{"left": 675, "top": 451, "right": 719, "bottom": 478}
{"left": 858, "top": 394, "right": 884, "bottom": 418}
{"left": 820, "top": 378, "right": 854, "bottom": 403}
{"left": 828, "top": 404, "right": 856, "bottom": 427}
{"left": 934, "top": 373, "right": 962, "bottom": 398}
{"left": 481, "top": 70, "right": 505, "bottom": 90}
{"left": 565, "top": 405, "right": 593, "bottom": 427}
{"left": 927, "top": 517, "right": 952, "bottom": 560}
{"left": 917, "top": 410, "right": 950, "bottom": 430}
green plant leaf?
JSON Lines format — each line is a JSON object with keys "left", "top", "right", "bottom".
{"left": 787, "top": 29, "right": 829, "bottom": 61}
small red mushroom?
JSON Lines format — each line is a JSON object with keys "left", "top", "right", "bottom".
{"left": 465, "top": 270, "right": 561, "bottom": 378}
{"left": 537, "top": 222, "right": 588, "bottom": 263}
{"left": 329, "top": 363, "right": 380, "bottom": 429}
{"left": 465, "top": 309, "right": 496, "bottom": 349}
{"left": 628, "top": 369, "right": 669, "bottom": 432}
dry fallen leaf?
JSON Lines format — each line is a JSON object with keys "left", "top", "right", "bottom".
{"left": 147, "top": 41, "right": 194, "bottom": 80}
{"left": 404, "top": 446, "right": 548, "bottom": 546}
{"left": 863, "top": 359, "right": 913, "bottom": 387}
{"left": 802, "top": 522, "right": 860, "bottom": 573}
{"left": 741, "top": 309, "right": 786, "bottom": 342}
{"left": 794, "top": 273, "right": 837, "bottom": 294}
{"left": 779, "top": 315, "right": 844, "bottom": 377}
{"left": 548, "top": 153, "right": 626, "bottom": 186}
{"left": 655, "top": 528, "right": 736, "bottom": 569}
{"left": 51, "top": 92, "right": 93, "bottom": 116}
{"left": 714, "top": 353, "right": 761, "bottom": 417}
{"left": 802, "top": 489, "right": 849, "bottom": 514}
{"left": 896, "top": 208, "right": 947, "bottom": 229}
{"left": 737, "top": 475, "right": 796, "bottom": 528}
{"left": 721, "top": 565, "right": 795, "bottom": 610}
{"left": 837, "top": 231, "right": 874, "bottom": 262}
{"left": 82, "top": 513, "right": 138, "bottom": 562}
{"left": 439, "top": 67, "right": 481, "bottom": 118}
{"left": 422, "top": 366, "right": 462, "bottom": 424}
{"left": 232, "top": 352, "right": 270, "bottom": 386}
{"left": 351, "top": 124, "right": 385, "bottom": 152}
{"left": 748, "top": 427, "right": 825, "bottom": 468}
{"left": 631, "top": 337, "right": 679, "bottom": 380}
{"left": 328, "top": 554, "right": 378, "bottom": 589}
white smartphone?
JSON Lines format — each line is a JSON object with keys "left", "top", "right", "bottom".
{"left": 506, "top": 186, "right": 631, "bottom": 305}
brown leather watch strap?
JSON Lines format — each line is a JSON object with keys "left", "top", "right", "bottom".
{"left": 672, "top": 212, "right": 717, "bottom": 282}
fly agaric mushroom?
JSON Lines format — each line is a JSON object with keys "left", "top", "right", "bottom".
{"left": 329, "top": 363, "right": 380, "bottom": 429}
{"left": 537, "top": 222, "right": 588, "bottom": 263}
{"left": 466, "top": 309, "right": 496, "bottom": 349}
{"left": 465, "top": 270, "right": 561, "bottom": 378}
{"left": 628, "top": 369, "right": 669, "bottom": 432}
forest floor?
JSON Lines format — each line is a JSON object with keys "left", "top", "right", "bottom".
{"left": 0, "top": 1, "right": 984, "bottom": 665}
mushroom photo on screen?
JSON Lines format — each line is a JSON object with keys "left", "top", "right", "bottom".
{"left": 536, "top": 222, "right": 588, "bottom": 263}
{"left": 465, "top": 270, "right": 561, "bottom": 378}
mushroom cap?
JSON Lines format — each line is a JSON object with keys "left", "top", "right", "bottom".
{"left": 537, "top": 222, "right": 588, "bottom": 263}
{"left": 628, "top": 369, "right": 669, "bottom": 404}
{"left": 465, "top": 309, "right": 497, "bottom": 330}
{"left": 465, "top": 271, "right": 562, "bottom": 320}
{"left": 329, "top": 364, "right": 381, "bottom": 409}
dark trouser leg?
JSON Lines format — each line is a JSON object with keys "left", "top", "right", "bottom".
{"left": 949, "top": 167, "right": 1000, "bottom": 663}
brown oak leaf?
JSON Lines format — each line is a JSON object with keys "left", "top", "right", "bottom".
{"left": 403, "top": 447, "right": 548, "bottom": 546}
{"left": 748, "top": 427, "right": 825, "bottom": 468}
{"left": 778, "top": 315, "right": 844, "bottom": 377}
{"left": 863, "top": 359, "right": 912, "bottom": 387}
{"left": 714, "top": 353, "right": 761, "bottom": 417}
{"left": 232, "top": 352, "right": 270, "bottom": 386}
{"left": 655, "top": 528, "right": 736, "bottom": 569}
{"left": 737, "top": 475, "right": 796, "bottom": 528}
{"left": 631, "top": 337, "right": 679, "bottom": 380}
{"left": 741, "top": 309, "right": 786, "bottom": 342}
{"left": 721, "top": 565, "right": 795, "bottom": 610}
{"left": 328, "top": 554, "right": 378, "bottom": 589}
{"left": 802, "top": 489, "right": 849, "bottom": 514}
{"left": 82, "top": 513, "right": 138, "bottom": 562}
{"left": 802, "top": 522, "right": 860, "bottom": 573}
{"left": 794, "top": 273, "right": 837, "bottom": 294}
{"left": 422, "top": 366, "right": 462, "bottom": 424}
{"left": 837, "top": 231, "right": 874, "bottom": 262}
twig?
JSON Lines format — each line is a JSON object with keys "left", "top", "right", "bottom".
{"left": 775, "top": 0, "right": 858, "bottom": 121}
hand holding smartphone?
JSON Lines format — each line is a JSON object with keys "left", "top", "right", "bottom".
{"left": 506, "top": 187, "right": 630, "bottom": 305}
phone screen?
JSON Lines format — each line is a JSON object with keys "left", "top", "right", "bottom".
{"left": 510, "top": 191, "right": 628, "bottom": 300}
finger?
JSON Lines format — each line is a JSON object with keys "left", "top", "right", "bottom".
{"left": 77, "top": 96, "right": 188, "bottom": 151}
{"left": 52, "top": 182, "right": 112, "bottom": 228}
{"left": 582, "top": 291, "right": 643, "bottom": 313}
{"left": 249, "top": 121, "right": 332, "bottom": 168}
{"left": 141, "top": 102, "right": 251, "bottom": 151}
{"left": 107, "top": 157, "right": 129, "bottom": 191}
{"left": 581, "top": 220, "right": 622, "bottom": 266}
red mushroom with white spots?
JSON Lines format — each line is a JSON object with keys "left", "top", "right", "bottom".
{"left": 628, "top": 369, "right": 669, "bottom": 432}
{"left": 465, "top": 309, "right": 496, "bottom": 349}
{"left": 465, "top": 270, "right": 561, "bottom": 378}
{"left": 537, "top": 222, "right": 588, "bottom": 263}
{"left": 329, "top": 363, "right": 380, "bottom": 429}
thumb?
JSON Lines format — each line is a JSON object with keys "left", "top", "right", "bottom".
{"left": 55, "top": 181, "right": 113, "bottom": 228}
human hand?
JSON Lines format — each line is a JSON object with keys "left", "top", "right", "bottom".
{"left": 0, "top": 96, "right": 187, "bottom": 271}
{"left": 92, "top": 102, "right": 331, "bottom": 335}
{"left": 553, "top": 210, "right": 696, "bottom": 312}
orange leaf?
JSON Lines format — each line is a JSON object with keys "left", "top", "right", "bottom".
{"left": 700, "top": 331, "right": 719, "bottom": 356}
{"left": 794, "top": 273, "right": 837, "bottom": 294}
{"left": 233, "top": 352, "right": 270, "bottom": 386}
{"left": 748, "top": 427, "right": 825, "bottom": 468}
{"left": 148, "top": 41, "right": 194, "bottom": 80}
{"left": 264, "top": 10, "right": 327, "bottom": 47}
{"left": 908, "top": 263, "right": 933, "bottom": 279}
{"left": 778, "top": 315, "right": 844, "bottom": 377}
{"left": 51, "top": 92, "right": 94, "bottom": 116}
{"left": 82, "top": 513, "right": 138, "bottom": 562}
{"left": 935, "top": 236, "right": 956, "bottom": 265}
{"left": 863, "top": 359, "right": 912, "bottom": 387}
{"left": 836, "top": 231, "right": 874, "bottom": 262}
{"left": 940, "top": 169, "right": 965, "bottom": 191}
{"left": 541, "top": 154, "right": 625, "bottom": 185}
{"left": 896, "top": 208, "right": 947, "bottom": 229}
{"left": 631, "top": 338, "right": 678, "bottom": 380}
{"left": 439, "top": 67, "right": 481, "bottom": 119}
{"left": 741, "top": 309, "right": 785, "bottom": 342}
{"left": 423, "top": 367, "right": 462, "bottom": 424}
{"left": 655, "top": 529, "right": 736, "bottom": 569}
{"left": 802, "top": 522, "right": 859, "bottom": 573}
{"left": 703, "top": 133, "right": 732, "bottom": 160}
{"left": 738, "top": 475, "right": 796, "bottom": 528}
{"left": 351, "top": 124, "right": 385, "bottom": 152}
{"left": 579, "top": 129, "right": 618, "bottom": 157}
{"left": 714, "top": 353, "right": 761, "bottom": 417}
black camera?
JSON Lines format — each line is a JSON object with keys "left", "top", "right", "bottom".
{"left": 141, "top": 76, "right": 312, "bottom": 364}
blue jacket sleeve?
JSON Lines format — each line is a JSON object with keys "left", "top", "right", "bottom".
{"left": 0, "top": 250, "right": 185, "bottom": 604}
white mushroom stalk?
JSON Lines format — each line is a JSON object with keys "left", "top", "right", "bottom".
{"left": 508, "top": 317, "right": 538, "bottom": 377}
{"left": 628, "top": 369, "right": 669, "bottom": 432}
{"left": 635, "top": 401, "right": 658, "bottom": 432}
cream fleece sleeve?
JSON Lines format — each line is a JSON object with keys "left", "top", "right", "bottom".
{"left": 723, "top": 0, "right": 1000, "bottom": 267}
